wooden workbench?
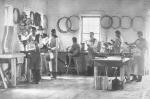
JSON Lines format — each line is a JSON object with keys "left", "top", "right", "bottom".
{"left": 0, "top": 53, "right": 25, "bottom": 88}
{"left": 93, "top": 56, "right": 130, "bottom": 89}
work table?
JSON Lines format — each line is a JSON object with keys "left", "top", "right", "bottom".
{"left": 93, "top": 56, "right": 131, "bottom": 90}
{"left": 0, "top": 53, "right": 25, "bottom": 88}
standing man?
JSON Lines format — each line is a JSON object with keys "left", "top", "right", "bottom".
{"left": 28, "top": 27, "right": 41, "bottom": 84}
{"left": 86, "top": 32, "right": 98, "bottom": 75}
{"left": 111, "top": 30, "right": 123, "bottom": 54}
{"left": 47, "top": 29, "right": 59, "bottom": 79}
{"left": 126, "top": 31, "right": 147, "bottom": 82}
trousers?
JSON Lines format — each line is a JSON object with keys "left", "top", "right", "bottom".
{"left": 32, "top": 69, "right": 41, "bottom": 83}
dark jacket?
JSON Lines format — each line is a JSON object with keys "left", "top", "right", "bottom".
{"left": 29, "top": 43, "right": 41, "bottom": 70}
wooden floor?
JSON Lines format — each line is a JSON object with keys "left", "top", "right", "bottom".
{"left": 0, "top": 75, "right": 150, "bottom": 99}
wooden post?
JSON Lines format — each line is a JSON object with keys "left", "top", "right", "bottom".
{"left": 120, "top": 63, "right": 125, "bottom": 81}
{"left": 11, "top": 58, "right": 17, "bottom": 86}
{"left": 55, "top": 51, "right": 58, "bottom": 73}
{"left": 0, "top": 65, "right": 8, "bottom": 88}
{"left": 25, "top": 57, "right": 28, "bottom": 81}
{"left": 94, "top": 61, "right": 98, "bottom": 89}
{"left": 55, "top": 38, "right": 58, "bottom": 73}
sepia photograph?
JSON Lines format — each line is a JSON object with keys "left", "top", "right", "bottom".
{"left": 0, "top": 0, "right": 150, "bottom": 99}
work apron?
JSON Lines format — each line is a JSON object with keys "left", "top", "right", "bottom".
{"left": 133, "top": 55, "right": 144, "bottom": 76}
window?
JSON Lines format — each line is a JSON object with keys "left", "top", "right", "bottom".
{"left": 81, "top": 16, "right": 101, "bottom": 43}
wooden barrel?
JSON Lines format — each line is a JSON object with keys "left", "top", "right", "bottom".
{"left": 95, "top": 76, "right": 109, "bottom": 90}
{"left": 95, "top": 76, "right": 102, "bottom": 90}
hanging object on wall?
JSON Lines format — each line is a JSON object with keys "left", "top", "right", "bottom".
{"left": 121, "top": 16, "right": 132, "bottom": 29}
{"left": 2, "top": 26, "right": 14, "bottom": 53}
{"left": 57, "top": 17, "right": 72, "bottom": 33}
{"left": 111, "top": 16, "right": 121, "bottom": 29}
{"left": 30, "top": 11, "right": 34, "bottom": 25}
{"left": 43, "top": 15, "right": 48, "bottom": 29}
{"left": 132, "top": 16, "right": 145, "bottom": 32}
{"left": 13, "top": 8, "right": 20, "bottom": 24}
{"left": 34, "top": 12, "right": 41, "bottom": 26}
{"left": 100, "top": 15, "right": 112, "bottom": 29}
{"left": 66, "top": 15, "right": 80, "bottom": 33}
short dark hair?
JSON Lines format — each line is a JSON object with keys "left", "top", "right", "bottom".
{"left": 115, "top": 30, "right": 121, "bottom": 35}
{"left": 51, "top": 29, "right": 56, "bottom": 33}
{"left": 137, "top": 31, "right": 143, "bottom": 36}
{"left": 51, "top": 29, "right": 57, "bottom": 38}
{"left": 32, "top": 27, "right": 36, "bottom": 31}
{"left": 42, "top": 33, "right": 48, "bottom": 38}
{"left": 32, "top": 27, "right": 36, "bottom": 35}
{"left": 115, "top": 30, "right": 121, "bottom": 38}
{"left": 72, "top": 37, "right": 77, "bottom": 43}
{"left": 90, "top": 32, "right": 94, "bottom": 35}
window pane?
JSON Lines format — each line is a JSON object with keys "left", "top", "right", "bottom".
{"left": 83, "top": 17, "right": 100, "bottom": 33}
{"left": 82, "top": 16, "right": 100, "bottom": 43}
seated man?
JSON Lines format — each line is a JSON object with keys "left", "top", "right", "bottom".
{"left": 69, "top": 37, "right": 80, "bottom": 57}
{"left": 66, "top": 37, "right": 80, "bottom": 66}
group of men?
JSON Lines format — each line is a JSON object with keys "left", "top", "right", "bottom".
{"left": 17, "top": 26, "right": 59, "bottom": 84}
{"left": 18, "top": 26, "right": 147, "bottom": 83}
{"left": 84, "top": 30, "right": 147, "bottom": 82}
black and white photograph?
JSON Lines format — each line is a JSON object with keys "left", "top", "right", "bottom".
{"left": 0, "top": 0, "right": 150, "bottom": 99}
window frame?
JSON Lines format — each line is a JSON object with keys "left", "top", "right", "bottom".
{"left": 81, "top": 16, "right": 101, "bottom": 43}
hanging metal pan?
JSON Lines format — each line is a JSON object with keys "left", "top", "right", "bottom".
{"left": 57, "top": 17, "right": 72, "bottom": 33}
{"left": 13, "top": 8, "right": 20, "bottom": 24}
{"left": 111, "top": 16, "right": 121, "bottom": 29}
{"left": 132, "top": 16, "right": 145, "bottom": 32}
{"left": 121, "top": 16, "right": 132, "bottom": 29}
{"left": 100, "top": 15, "right": 112, "bottom": 29}
{"left": 66, "top": 15, "right": 80, "bottom": 33}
